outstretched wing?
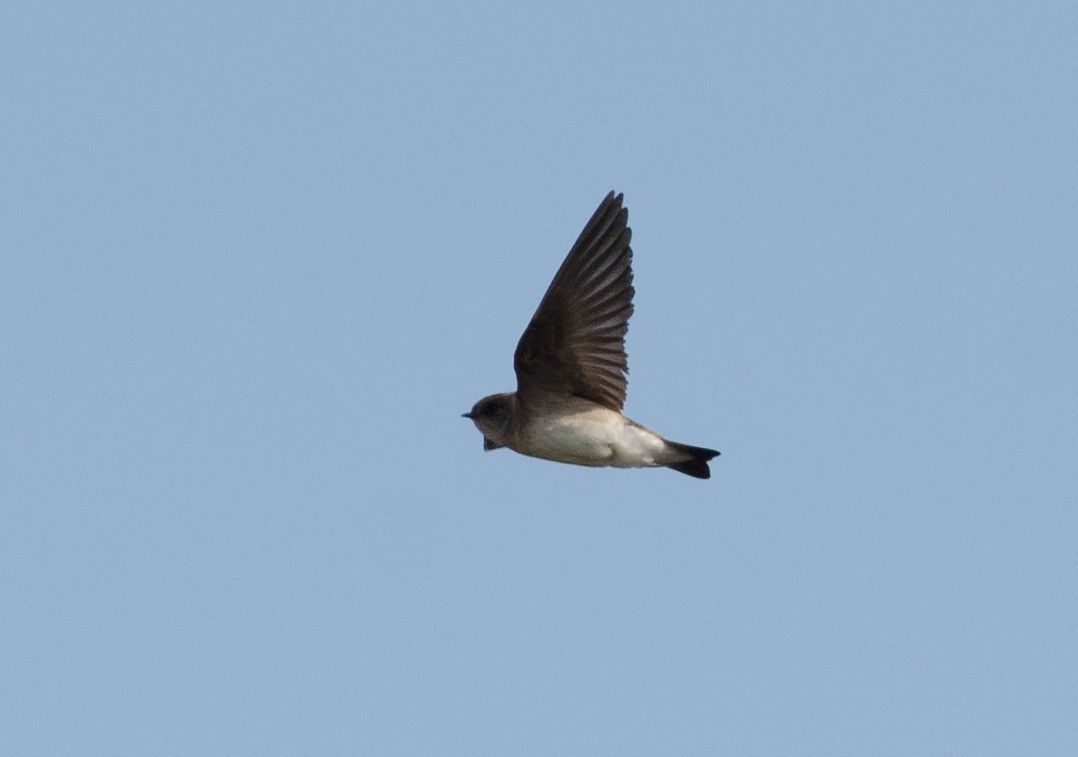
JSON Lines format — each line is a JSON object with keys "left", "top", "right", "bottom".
{"left": 513, "top": 191, "right": 635, "bottom": 411}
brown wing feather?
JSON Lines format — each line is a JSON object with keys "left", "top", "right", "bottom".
{"left": 513, "top": 192, "right": 635, "bottom": 411}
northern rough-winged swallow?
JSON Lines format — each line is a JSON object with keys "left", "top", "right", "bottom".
{"left": 464, "top": 192, "right": 720, "bottom": 479}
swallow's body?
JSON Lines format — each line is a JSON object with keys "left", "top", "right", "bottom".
{"left": 465, "top": 192, "right": 719, "bottom": 479}
{"left": 521, "top": 403, "right": 666, "bottom": 468}
{"left": 486, "top": 393, "right": 671, "bottom": 467}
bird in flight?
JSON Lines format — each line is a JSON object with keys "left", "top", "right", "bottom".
{"left": 464, "top": 192, "right": 720, "bottom": 479}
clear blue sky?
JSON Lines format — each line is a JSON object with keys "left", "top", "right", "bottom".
{"left": 3, "top": 2, "right": 1076, "bottom": 754}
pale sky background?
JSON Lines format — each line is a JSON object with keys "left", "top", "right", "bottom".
{"left": 3, "top": 2, "right": 1077, "bottom": 754}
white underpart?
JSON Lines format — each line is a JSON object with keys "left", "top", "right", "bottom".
{"left": 519, "top": 406, "right": 671, "bottom": 468}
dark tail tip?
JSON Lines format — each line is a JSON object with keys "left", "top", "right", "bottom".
{"left": 665, "top": 442, "right": 720, "bottom": 480}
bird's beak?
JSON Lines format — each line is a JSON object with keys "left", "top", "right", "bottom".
{"left": 461, "top": 411, "right": 473, "bottom": 419}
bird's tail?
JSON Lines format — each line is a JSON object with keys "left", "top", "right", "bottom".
{"left": 664, "top": 440, "right": 720, "bottom": 479}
